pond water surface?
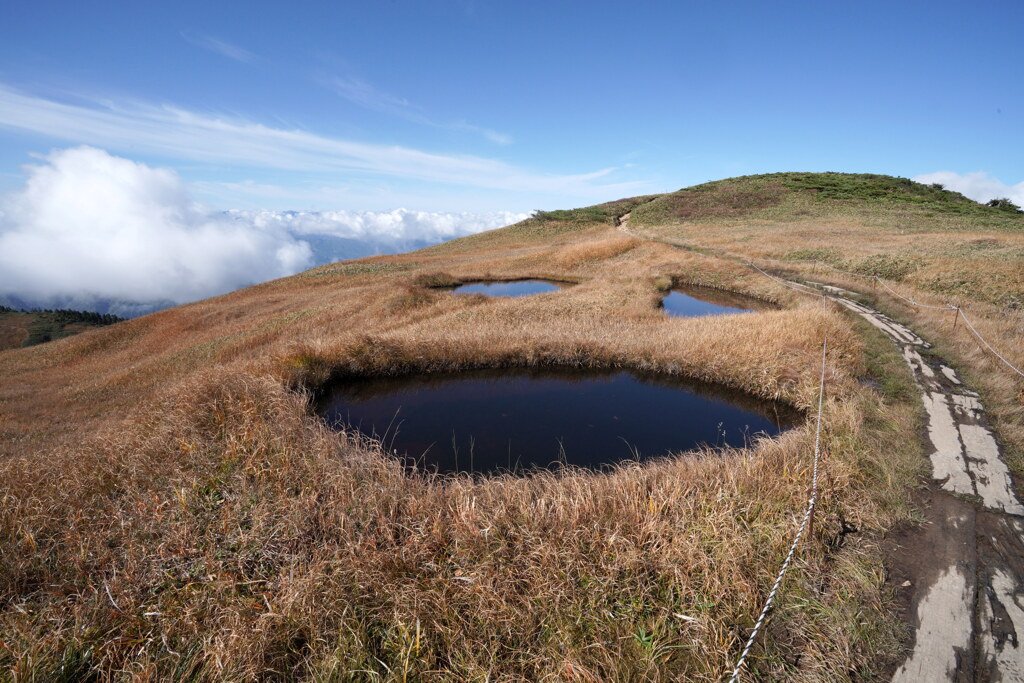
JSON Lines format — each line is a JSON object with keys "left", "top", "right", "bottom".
{"left": 318, "top": 368, "right": 797, "bottom": 475}
{"left": 661, "top": 285, "right": 768, "bottom": 318}
{"left": 450, "top": 280, "right": 572, "bottom": 297}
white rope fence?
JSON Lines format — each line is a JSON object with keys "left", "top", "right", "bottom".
{"left": 746, "top": 263, "right": 823, "bottom": 297}
{"left": 728, "top": 336, "right": 829, "bottom": 682}
{"left": 957, "top": 309, "right": 1024, "bottom": 379}
{"left": 735, "top": 256, "right": 1017, "bottom": 676}
{"left": 761, "top": 260, "right": 1024, "bottom": 381}
{"left": 638, "top": 230, "right": 1018, "bottom": 673}
{"left": 872, "top": 277, "right": 953, "bottom": 311}
{"left": 731, "top": 258, "right": 1019, "bottom": 675}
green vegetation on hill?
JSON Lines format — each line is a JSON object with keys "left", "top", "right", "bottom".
{"left": 0, "top": 307, "right": 124, "bottom": 350}
{"left": 632, "top": 172, "right": 1024, "bottom": 230}
{"left": 531, "top": 194, "right": 662, "bottom": 225}
{"left": 780, "top": 172, "right": 1020, "bottom": 214}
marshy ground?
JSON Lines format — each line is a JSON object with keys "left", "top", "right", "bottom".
{"left": 1, "top": 173, "right": 1021, "bottom": 680}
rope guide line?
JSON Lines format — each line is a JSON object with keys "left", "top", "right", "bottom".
{"left": 757, "top": 260, "right": 1023, "bottom": 381}
{"left": 734, "top": 258, "right": 1017, "bottom": 677}
{"left": 728, "top": 336, "right": 828, "bottom": 682}
{"left": 745, "top": 263, "right": 823, "bottom": 298}
{"left": 872, "top": 277, "right": 953, "bottom": 311}
{"left": 957, "top": 309, "right": 1024, "bottom": 379}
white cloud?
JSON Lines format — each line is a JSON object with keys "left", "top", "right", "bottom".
{"left": 328, "top": 76, "right": 412, "bottom": 113}
{"left": 0, "top": 147, "right": 528, "bottom": 315}
{"left": 451, "top": 121, "right": 513, "bottom": 146}
{"left": 181, "top": 32, "right": 256, "bottom": 63}
{"left": 0, "top": 147, "right": 311, "bottom": 310}
{"left": 912, "top": 170, "right": 1024, "bottom": 206}
{"left": 229, "top": 208, "right": 528, "bottom": 245}
{"left": 0, "top": 84, "right": 641, "bottom": 197}
{"left": 325, "top": 75, "right": 513, "bottom": 146}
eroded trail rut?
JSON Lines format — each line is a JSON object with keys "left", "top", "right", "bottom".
{"left": 829, "top": 293, "right": 1024, "bottom": 681}
{"left": 620, "top": 217, "right": 1024, "bottom": 680}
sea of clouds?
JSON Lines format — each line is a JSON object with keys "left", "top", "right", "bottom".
{"left": 0, "top": 147, "right": 527, "bottom": 316}
{"left": 5, "top": 147, "right": 1016, "bottom": 319}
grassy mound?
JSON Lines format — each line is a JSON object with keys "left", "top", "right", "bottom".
{"left": 1, "top": 223, "right": 925, "bottom": 680}
{"left": 632, "top": 172, "right": 1024, "bottom": 231}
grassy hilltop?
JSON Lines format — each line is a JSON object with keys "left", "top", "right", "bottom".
{"left": 1, "top": 173, "right": 1021, "bottom": 680}
{"left": 629, "top": 172, "right": 1024, "bottom": 307}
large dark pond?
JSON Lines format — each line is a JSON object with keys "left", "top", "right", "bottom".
{"left": 318, "top": 368, "right": 797, "bottom": 475}
{"left": 450, "top": 280, "right": 572, "bottom": 297}
{"left": 661, "top": 285, "right": 768, "bottom": 318}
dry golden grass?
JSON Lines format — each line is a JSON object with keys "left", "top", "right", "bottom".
{"left": 627, "top": 215, "right": 1024, "bottom": 484}
{"left": 0, "top": 220, "right": 928, "bottom": 679}
{"left": 551, "top": 235, "right": 641, "bottom": 270}
{"left": 630, "top": 214, "right": 1024, "bottom": 308}
{"left": 0, "top": 316, "right": 30, "bottom": 350}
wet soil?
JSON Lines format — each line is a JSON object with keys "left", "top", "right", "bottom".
{"left": 823, "top": 286, "right": 1024, "bottom": 682}
{"left": 617, "top": 212, "right": 1024, "bottom": 680}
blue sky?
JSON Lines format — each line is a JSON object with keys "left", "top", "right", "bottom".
{"left": 2, "top": 0, "right": 1022, "bottom": 213}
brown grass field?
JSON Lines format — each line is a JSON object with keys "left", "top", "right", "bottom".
{"left": 1, "top": 173, "right": 1021, "bottom": 680}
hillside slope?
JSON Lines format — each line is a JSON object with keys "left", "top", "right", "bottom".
{"left": 630, "top": 172, "right": 1024, "bottom": 307}
{"left": 1, "top": 173, "right": 1021, "bottom": 680}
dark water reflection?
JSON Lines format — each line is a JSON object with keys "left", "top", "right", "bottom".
{"left": 661, "top": 284, "right": 769, "bottom": 318}
{"left": 450, "top": 280, "right": 572, "bottom": 297}
{"left": 318, "top": 368, "right": 798, "bottom": 475}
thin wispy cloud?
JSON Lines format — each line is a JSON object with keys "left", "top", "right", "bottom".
{"left": 0, "top": 84, "right": 639, "bottom": 198}
{"left": 187, "top": 178, "right": 512, "bottom": 213}
{"left": 450, "top": 121, "right": 513, "bottom": 146}
{"left": 181, "top": 31, "right": 256, "bottom": 63}
{"left": 325, "top": 74, "right": 512, "bottom": 145}
{"left": 328, "top": 76, "right": 412, "bottom": 114}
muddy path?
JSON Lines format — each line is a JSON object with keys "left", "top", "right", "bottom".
{"left": 829, "top": 292, "right": 1024, "bottom": 682}
{"left": 619, "top": 216, "right": 1024, "bottom": 681}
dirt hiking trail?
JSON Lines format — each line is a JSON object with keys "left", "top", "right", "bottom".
{"left": 830, "top": 291, "right": 1024, "bottom": 682}
{"left": 619, "top": 215, "right": 1024, "bottom": 681}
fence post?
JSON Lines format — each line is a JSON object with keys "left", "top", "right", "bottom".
{"left": 951, "top": 307, "right": 960, "bottom": 332}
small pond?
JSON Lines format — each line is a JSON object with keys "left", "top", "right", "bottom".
{"left": 450, "top": 280, "right": 572, "bottom": 297}
{"left": 318, "top": 368, "right": 797, "bottom": 475}
{"left": 661, "top": 284, "right": 768, "bottom": 318}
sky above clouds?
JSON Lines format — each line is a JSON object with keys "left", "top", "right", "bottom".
{"left": 2, "top": 0, "right": 1022, "bottom": 210}
{"left": 0, "top": 0, "right": 1021, "bottom": 312}
{"left": 0, "top": 147, "right": 526, "bottom": 315}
